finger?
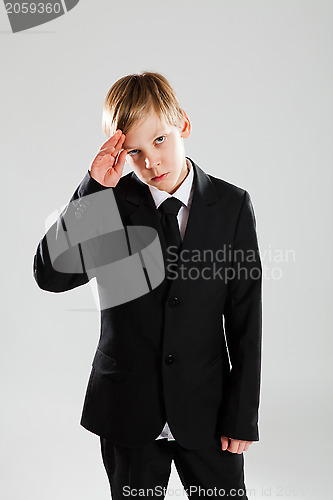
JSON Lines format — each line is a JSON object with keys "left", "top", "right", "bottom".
{"left": 106, "top": 134, "right": 125, "bottom": 161}
{"left": 93, "top": 152, "right": 115, "bottom": 166}
{"left": 220, "top": 436, "right": 229, "bottom": 451}
{"left": 227, "top": 439, "right": 240, "bottom": 454}
{"left": 99, "top": 146, "right": 116, "bottom": 155}
{"left": 97, "top": 148, "right": 116, "bottom": 160}
{"left": 243, "top": 442, "right": 251, "bottom": 452}
{"left": 113, "top": 148, "right": 127, "bottom": 176}
{"left": 237, "top": 442, "right": 246, "bottom": 454}
{"left": 111, "top": 133, "right": 126, "bottom": 156}
{"left": 100, "top": 129, "right": 123, "bottom": 151}
{"left": 97, "top": 139, "right": 123, "bottom": 161}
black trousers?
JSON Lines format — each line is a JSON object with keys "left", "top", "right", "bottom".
{"left": 100, "top": 437, "right": 248, "bottom": 499}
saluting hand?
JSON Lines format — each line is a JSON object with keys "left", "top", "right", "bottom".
{"left": 89, "top": 129, "right": 127, "bottom": 187}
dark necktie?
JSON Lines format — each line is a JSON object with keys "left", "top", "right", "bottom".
{"left": 158, "top": 197, "right": 183, "bottom": 280}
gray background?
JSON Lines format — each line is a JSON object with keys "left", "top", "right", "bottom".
{"left": 1, "top": 0, "right": 332, "bottom": 498}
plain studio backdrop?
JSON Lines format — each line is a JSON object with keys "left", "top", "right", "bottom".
{"left": 1, "top": 1, "right": 332, "bottom": 499}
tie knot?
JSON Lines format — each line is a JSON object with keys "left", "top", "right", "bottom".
{"left": 158, "top": 197, "right": 183, "bottom": 216}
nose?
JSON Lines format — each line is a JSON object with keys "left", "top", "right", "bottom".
{"left": 145, "top": 154, "right": 160, "bottom": 170}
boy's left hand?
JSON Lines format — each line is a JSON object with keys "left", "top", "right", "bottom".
{"left": 220, "top": 435, "right": 253, "bottom": 453}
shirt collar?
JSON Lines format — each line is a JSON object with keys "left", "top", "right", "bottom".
{"left": 148, "top": 158, "right": 194, "bottom": 210}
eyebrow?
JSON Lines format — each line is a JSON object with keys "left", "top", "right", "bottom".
{"left": 124, "top": 129, "right": 167, "bottom": 150}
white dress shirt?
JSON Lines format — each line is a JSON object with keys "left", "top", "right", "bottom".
{"left": 147, "top": 158, "right": 194, "bottom": 441}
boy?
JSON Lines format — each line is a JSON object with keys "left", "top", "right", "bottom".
{"left": 33, "top": 72, "right": 262, "bottom": 499}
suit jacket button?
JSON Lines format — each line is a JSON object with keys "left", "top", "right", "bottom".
{"left": 165, "top": 354, "right": 174, "bottom": 364}
{"left": 169, "top": 296, "right": 179, "bottom": 307}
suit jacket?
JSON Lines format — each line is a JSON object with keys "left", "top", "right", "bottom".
{"left": 33, "top": 156, "right": 262, "bottom": 450}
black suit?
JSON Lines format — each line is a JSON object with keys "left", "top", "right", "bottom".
{"left": 33, "top": 157, "right": 262, "bottom": 452}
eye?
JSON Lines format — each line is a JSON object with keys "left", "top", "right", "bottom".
{"left": 127, "top": 136, "right": 166, "bottom": 157}
{"left": 127, "top": 149, "right": 139, "bottom": 156}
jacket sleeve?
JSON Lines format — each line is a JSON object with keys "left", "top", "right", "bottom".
{"left": 33, "top": 171, "right": 117, "bottom": 293}
{"left": 220, "top": 190, "right": 262, "bottom": 442}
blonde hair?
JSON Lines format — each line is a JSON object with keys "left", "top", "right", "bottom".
{"left": 102, "top": 72, "right": 185, "bottom": 138}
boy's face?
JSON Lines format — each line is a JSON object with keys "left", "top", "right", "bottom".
{"left": 122, "top": 107, "right": 191, "bottom": 195}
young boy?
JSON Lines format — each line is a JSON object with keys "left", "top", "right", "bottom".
{"left": 33, "top": 72, "right": 262, "bottom": 499}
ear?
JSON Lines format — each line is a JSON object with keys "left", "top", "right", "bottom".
{"left": 179, "top": 109, "right": 191, "bottom": 139}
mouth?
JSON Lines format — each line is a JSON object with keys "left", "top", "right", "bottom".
{"left": 151, "top": 173, "right": 168, "bottom": 182}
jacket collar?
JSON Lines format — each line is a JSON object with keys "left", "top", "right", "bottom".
{"left": 125, "top": 156, "right": 219, "bottom": 209}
